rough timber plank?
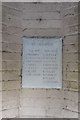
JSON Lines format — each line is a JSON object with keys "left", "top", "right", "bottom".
{"left": 23, "top": 20, "right": 62, "bottom": 29}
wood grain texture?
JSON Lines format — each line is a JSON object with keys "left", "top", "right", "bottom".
{"left": 2, "top": 2, "right": 79, "bottom": 118}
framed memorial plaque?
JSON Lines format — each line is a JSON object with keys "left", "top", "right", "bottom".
{"left": 22, "top": 37, "right": 62, "bottom": 88}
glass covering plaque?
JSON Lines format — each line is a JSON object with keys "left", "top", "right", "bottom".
{"left": 22, "top": 38, "right": 62, "bottom": 88}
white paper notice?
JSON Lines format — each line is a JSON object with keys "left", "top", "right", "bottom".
{"left": 22, "top": 38, "right": 62, "bottom": 88}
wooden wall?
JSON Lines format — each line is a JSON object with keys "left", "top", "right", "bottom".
{"left": 1, "top": 2, "right": 79, "bottom": 118}
{"left": 2, "top": 2, "right": 23, "bottom": 117}
{"left": 0, "top": 1, "right": 2, "bottom": 119}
